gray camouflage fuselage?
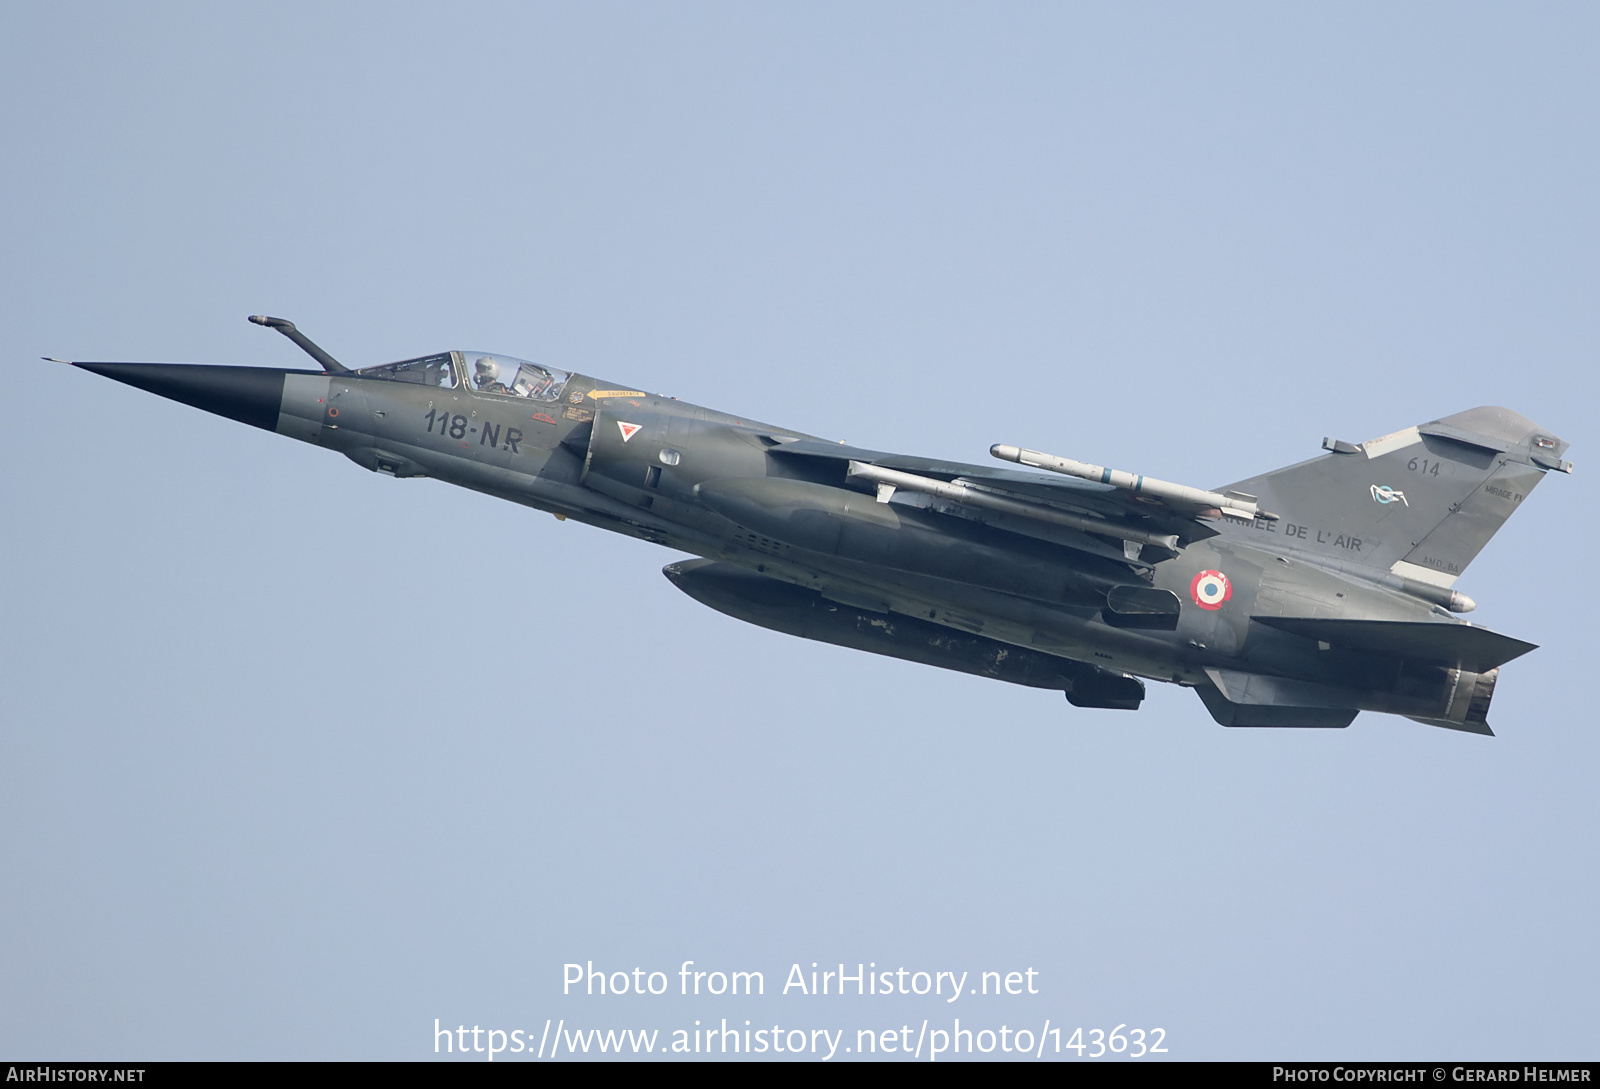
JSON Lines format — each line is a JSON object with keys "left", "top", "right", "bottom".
{"left": 68, "top": 342, "right": 1570, "bottom": 735}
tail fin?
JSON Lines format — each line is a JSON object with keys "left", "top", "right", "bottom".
{"left": 1224, "top": 407, "right": 1570, "bottom": 587}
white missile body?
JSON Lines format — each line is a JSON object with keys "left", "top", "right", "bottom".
{"left": 988, "top": 444, "right": 1278, "bottom": 522}
{"left": 846, "top": 461, "right": 1181, "bottom": 550}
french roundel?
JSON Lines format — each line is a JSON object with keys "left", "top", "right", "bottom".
{"left": 1189, "top": 569, "right": 1232, "bottom": 611}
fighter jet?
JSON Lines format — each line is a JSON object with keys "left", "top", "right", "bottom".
{"left": 55, "top": 316, "right": 1574, "bottom": 735}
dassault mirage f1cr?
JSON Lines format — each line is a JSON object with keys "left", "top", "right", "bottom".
{"left": 58, "top": 316, "right": 1574, "bottom": 735}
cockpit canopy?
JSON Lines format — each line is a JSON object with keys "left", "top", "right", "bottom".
{"left": 462, "top": 352, "right": 570, "bottom": 400}
{"left": 359, "top": 353, "right": 457, "bottom": 388}
{"left": 357, "top": 351, "right": 571, "bottom": 402}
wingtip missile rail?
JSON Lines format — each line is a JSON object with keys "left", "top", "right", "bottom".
{"left": 989, "top": 444, "right": 1279, "bottom": 523}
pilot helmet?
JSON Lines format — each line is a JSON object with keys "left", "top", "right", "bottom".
{"left": 474, "top": 357, "right": 500, "bottom": 383}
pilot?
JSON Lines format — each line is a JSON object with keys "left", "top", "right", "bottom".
{"left": 523, "top": 366, "right": 556, "bottom": 399}
{"left": 474, "top": 357, "right": 510, "bottom": 395}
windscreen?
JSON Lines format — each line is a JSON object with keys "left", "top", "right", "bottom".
{"left": 358, "top": 353, "right": 458, "bottom": 388}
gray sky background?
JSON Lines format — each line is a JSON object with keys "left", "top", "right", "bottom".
{"left": 2, "top": 2, "right": 1596, "bottom": 1061}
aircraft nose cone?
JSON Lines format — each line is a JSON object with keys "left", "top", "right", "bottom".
{"left": 71, "top": 362, "right": 297, "bottom": 431}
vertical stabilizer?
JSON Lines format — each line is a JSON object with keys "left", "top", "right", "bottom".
{"left": 1222, "top": 407, "right": 1569, "bottom": 586}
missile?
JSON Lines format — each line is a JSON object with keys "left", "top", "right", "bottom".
{"left": 989, "top": 444, "right": 1278, "bottom": 522}
{"left": 845, "top": 461, "right": 1180, "bottom": 550}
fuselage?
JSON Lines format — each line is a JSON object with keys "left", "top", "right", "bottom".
{"left": 292, "top": 354, "right": 1444, "bottom": 688}
{"left": 73, "top": 345, "right": 1541, "bottom": 731}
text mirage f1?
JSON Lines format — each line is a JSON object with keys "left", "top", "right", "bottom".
{"left": 57, "top": 316, "right": 1574, "bottom": 734}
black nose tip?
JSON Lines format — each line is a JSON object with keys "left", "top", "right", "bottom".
{"left": 72, "top": 362, "right": 294, "bottom": 431}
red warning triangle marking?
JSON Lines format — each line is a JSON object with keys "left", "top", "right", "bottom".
{"left": 617, "top": 421, "right": 642, "bottom": 443}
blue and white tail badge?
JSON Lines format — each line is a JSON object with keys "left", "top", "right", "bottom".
{"left": 1370, "top": 484, "right": 1408, "bottom": 506}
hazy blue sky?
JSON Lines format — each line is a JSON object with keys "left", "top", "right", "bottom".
{"left": 2, "top": 2, "right": 1596, "bottom": 1061}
